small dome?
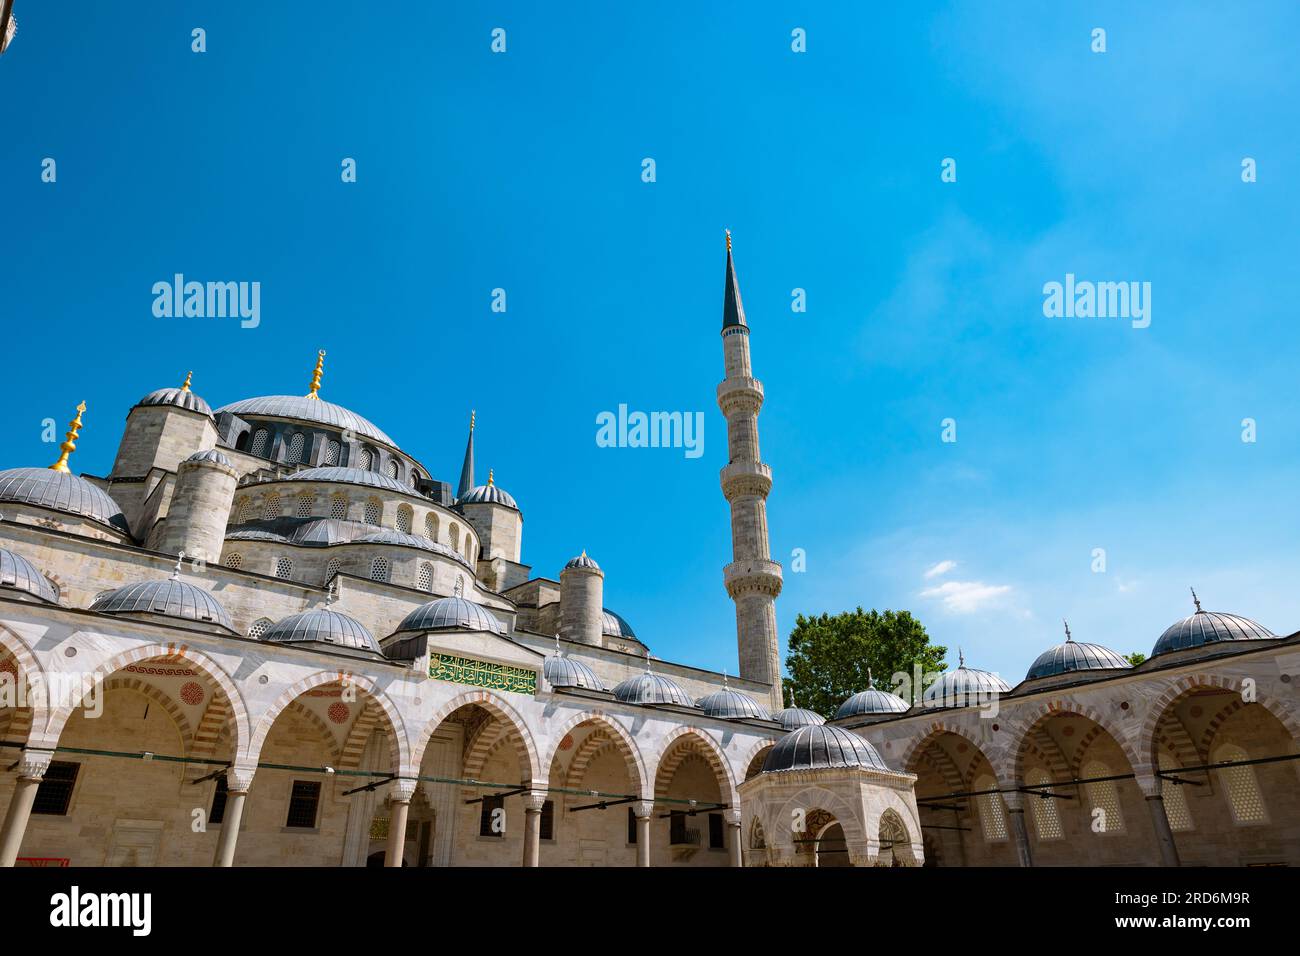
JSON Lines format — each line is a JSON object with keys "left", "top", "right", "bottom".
{"left": 564, "top": 551, "right": 600, "bottom": 572}
{"left": 762, "top": 725, "right": 890, "bottom": 774}
{"left": 138, "top": 386, "right": 213, "bottom": 417}
{"left": 285, "top": 467, "right": 409, "bottom": 494}
{"left": 0, "top": 468, "right": 130, "bottom": 533}
{"left": 261, "top": 608, "right": 380, "bottom": 653}
{"left": 544, "top": 653, "right": 604, "bottom": 691}
{"left": 601, "top": 608, "right": 637, "bottom": 640}
{"left": 771, "top": 707, "right": 826, "bottom": 731}
{"left": 216, "top": 395, "right": 396, "bottom": 448}
{"left": 186, "top": 449, "right": 232, "bottom": 467}
{"left": 354, "top": 530, "right": 467, "bottom": 563}
{"left": 0, "top": 547, "right": 58, "bottom": 603}
{"left": 91, "top": 578, "right": 233, "bottom": 630}
{"left": 697, "top": 688, "right": 770, "bottom": 721}
{"left": 612, "top": 671, "right": 695, "bottom": 707}
{"left": 1026, "top": 636, "right": 1132, "bottom": 680}
{"left": 459, "top": 482, "right": 518, "bottom": 509}
{"left": 1153, "top": 606, "right": 1274, "bottom": 657}
{"left": 395, "top": 596, "right": 506, "bottom": 635}
{"left": 923, "top": 657, "right": 1011, "bottom": 708}
{"left": 225, "top": 528, "right": 289, "bottom": 542}
{"left": 835, "top": 687, "right": 910, "bottom": 720}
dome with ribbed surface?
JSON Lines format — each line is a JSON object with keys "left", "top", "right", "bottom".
{"left": 284, "top": 467, "right": 409, "bottom": 494}
{"left": 697, "top": 688, "right": 770, "bottom": 721}
{"left": 354, "top": 530, "right": 465, "bottom": 561}
{"left": 395, "top": 596, "right": 505, "bottom": 635}
{"left": 186, "top": 449, "right": 232, "bottom": 467}
{"left": 459, "top": 482, "right": 518, "bottom": 509}
{"left": 771, "top": 707, "right": 826, "bottom": 731}
{"left": 225, "top": 528, "right": 289, "bottom": 542}
{"left": 1152, "top": 608, "right": 1274, "bottom": 657}
{"left": 601, "top": 609, "right": 637, "bottom": 640}
{"left": 564, "top": 552, "right": 600, "bottom": 572}
{"left": 835, "top": 687, "right": 910, "bottom": 720}
{"left": 612, "top": 671, "right": 695, "bottom": 707}
{"left": 139, "top": 387, "right": 213, "bottom": 417}
{"left": 0, "top": 468, "right": 130, "bottom": 534}
{"left": 91, "top": 579, "right": 233, "bottom": 629}
{"left": 1026, "top": 638, "right": 1132, "bottom": 680}
{"left": 923, "top": 658, "right": 1011, "bottom": 708}
{"left": 217, "top": 395, "right": 396, "bottom": 448}
{"left": 762, "top": 725, "right": 890, "bottom": 774}
{"left": 0, "top": 547, "right": 58, "bottom": 603}
{"left": 544, "top": 654, "right": 604, "bottom": 691}
{"left": 261, "top": 608, "right": 380, "bottom": 653}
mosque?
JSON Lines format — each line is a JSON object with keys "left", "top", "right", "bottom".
{"left": 0, "top": 236, "right": 1296, "bottom": 868}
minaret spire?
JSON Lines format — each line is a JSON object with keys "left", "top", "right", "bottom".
{"left": 457, "top": 409, "right": 476, "bottom": 499}
{"left": 717, "top": 231, "right": 783, "bottom": 712}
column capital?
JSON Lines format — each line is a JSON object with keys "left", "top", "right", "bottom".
{"left": 522, "top": 789, "right": 548, "bottom": 813}
{"left": 1001, "top": 790, "right": 1025, "bottom": 812}
{"left": 632, "top": 800, "right": 655, "bottom": 820}
{"left": 390, "top": 778, "right": 418, "bottom": 803}
{"left": 17, "top": 749, "right": 52, "bottom": 780}
{"left": 225, "top": 766, "right": 256, "bottom": 793}
{"left": 722, "top": 808, "right": 742, "bottom": 826}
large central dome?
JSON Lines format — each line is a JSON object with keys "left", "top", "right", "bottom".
{"left": 216, "top": 395, "right": 396, "bottom": 448}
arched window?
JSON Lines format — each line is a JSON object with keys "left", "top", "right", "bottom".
{"left": 385, "top": 459, "right": 399, "bottom": 479}
{"left": 417, "top": 562, "right": 433, "bottom": 592}
{"left": 410, "top": 470, "right": 421, "bottom": 488}
{"left": 287, "top": 432, "right": 306, "bottom": 463}
{"left": 324, "top": 439, "right": 341, "bottom": 465}
{"left": 370, "top": 557, "right": 390, "bottom": 582}
{"left": 235, "top": 498, "right": 254, "bottom": 524}
{"left": 329, "top": 493, "right": 348, "bottom": 520}
{"left": 1082, "top": 760, "right": 1125, "bottom": 833}
{"left": 974, "top": 774, "right": 1007, "bottom": 842}
{"left": 364, "top": 497, "right": 382, "bottom": 525}
{"left": 424, "top": 513, "right": 438, "bottom": 540}
{"left": 448, "top": 523, "right": 460, "bottom": 554}
{"left": 360, "top": 447, "right": 375, "bottom": 471}
{"left": 274, "top": 557, "right": 293, "bottom": 580}
{"left": 248, "top": 617, "right": 274, "bottom": 639}
{"left": 1158, "top": 753, "right": 1194, "bottom": 832}
{"left": 325, "top": 557, "right": 342, "bottom": 582}
{"left": 296, "top": 492, "right": 314, "bottom": 517}
{"left": 1026, "top": 768, "right": 1063, "bottom": 840}
{"left": 250, "top": 428, "right": 270, "bottom": 458}
{"left": 235, "top": 431, "right": 250, "bottom": 452}
{"left": 261, "top": 493, "right": 281, "bottom": 520}
{"left": 463, "top": 538, "right": 473, "bottom": 564}
{"left": 1214, "top": 743, "right": 1267, "bottom": 824}
{"left": 396, "top": 504, "right": 413, "bottom": 534}
{"left": 224, "top": 553, "right": 243, "bottom": 570}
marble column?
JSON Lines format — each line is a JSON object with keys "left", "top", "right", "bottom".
{"left": 385, "top": 780, "right": 417, "bottom": 868}
{"left": 724, "top": 808, "right": 743, "bottom": 867}
{"left": 1146, "top": 794, "right": 1181, "bottom": 867}
{"left": 1003, "top": 791, "right": 1034, "bottom": 868}
{"left": 522, "top": 790, "right": 547, "bottom": 867}
{"left": 212, "top": 767, "right": 256, "bottom": 867}
{"left": 633, "top": 800, "right": 654, "bottom": 867}
{"left": 0, "top": 751, "right": 51, "bottom": 867}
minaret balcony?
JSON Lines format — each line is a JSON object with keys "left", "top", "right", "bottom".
{"left": 716, "top": 377, "right": 764, "bottom": 416}
{"left": 723, "top": 558, "right": 784, "bottom": 599}
{"left": 720, "top": 461, "right": 772, "bottom": 499}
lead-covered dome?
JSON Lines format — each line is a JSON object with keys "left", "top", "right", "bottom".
{"left": 395, "top": 596, "right": 506, "bottom": 635}
{"left": 1152, "top": 599, "right": 1274, "bottom": 657}
{"left": 771, "top": 706, "right": 826, "bottom": 731}
{"left": 354, "top": 530, "right": 467, "bottom": 563}
{"left": 564, "top": 551, "right": 600, "bottom": 572}
{"left": 544, "top": 653, "right": 604, "bottom": 691}
{"left": 217, "top": 395, "right": 396, "bottom": 448}
{"left": 762, "top": 725, "right": 890, "bottom": 774}
{"left": 138, "top": 384, "right": 213, "bottom": 417}
{"left": 0, "top": 547, "right": 58, "bottom": 603}
{"left": 284, "top": 467, "right": 409, "bottom": 494}
{"left": 261, "top": 608, "right": 380, "bottom": 653}
{"left": 186, "top": 449, "right": 232, "bottom": 467}
{"left": 923, "top": 654, "right": 1010, "bottom": 708}
{"left": 459, "top": 477, "right": 517, "bottom": 509}
{"left": 91, "top": 578, "right": 233, "bottom": 629}
{"left": 1026, "top": 630, "right": 1132, "bottom": 680}
{"left": 602, "top": 609, "right": 637, "bottom": 641}
{"left": 612, "top": 671, "right": 695, "bottom": 707}
{"left": 835, "top": 687, "right": 910, "bottom": 720}
{"left": 0, "top": 468, "right": 130, "bottom": 533}
{"left": 697, "top": 687, "right": 770, "bottom": 721}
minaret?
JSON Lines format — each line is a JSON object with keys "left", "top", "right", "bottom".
{"left": 457, "top": 410, "right": 475, "bottom": 499}
{"left": 717, "top": 231, "right": 784, "bottom": 712}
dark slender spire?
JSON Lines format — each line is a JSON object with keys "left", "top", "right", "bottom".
{"left": 457, "top": 410, "right": 475, "bottom": 499}
{"left": 722, "top": 229, "right": 747, "bottom": 329}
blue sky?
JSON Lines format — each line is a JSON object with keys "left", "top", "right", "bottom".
{"left": 3, "top": 2, "right": 1298, "bottom": 686}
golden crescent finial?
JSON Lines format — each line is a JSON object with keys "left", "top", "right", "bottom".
{"left": 181, "top": 371, "right": 193, "bottom": 392}
{"left": 470, "top": 409, "right": 476, "bottom": 431}
{"left": 725, "top": 228, "right": 732, "bottom": 253}
{"left": 487, "top": 468, "right": 494, "bottom": 486}
{"left": 49, "top": 401, "right": 87, "bottom": 473}
{"left": 306, "top": 350, "right": 326, "bottom": 400}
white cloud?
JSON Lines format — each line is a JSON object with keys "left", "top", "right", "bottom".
{"left": 919, "top": 580, "right": 1014, "bottom": 614}
{"left": 924, "top": 560, "right": 957, "bottom": 579}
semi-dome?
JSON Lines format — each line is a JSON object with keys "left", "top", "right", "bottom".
{"left": 923, "top": 653, "right": 1011, "bottom": 708}
{"left": 771, "top": 706, "right": 826, "bottom": 731}
{"left": 544, "top": 652, "right": 604, "bottom": 691}
{"left": 186, "top": 449, "right": 232, "bottom": 467}
{"left": 90, "top": 578, "right": 233, "bottom": 630}
{"left": 836, "top": 687, "right": 910, "bottom": 720}
{"left": 354, "top": 529, "right": 466, "bottom": 561}
{"left": 395, "top": 596, "right": 506, "bottom": 635}
{"left": 612, "top": 671, "right": 695, "bottom": 707}
{"left": 697, "top": 687, "right": 770, "bottom": 721}
{"left": 0, "top": 468, "right": 130, "bottom": 534}
{"left": 458, "top": 474, "right": 517, "bottom": 509}
{"left": 225, "top": 528, "right": 289, "bottom": 542}
{"left": 283, "top": 467, "right": 410, "bottom": 494}
{"left": 1026, "top": 628, "right": 1132, "bottom": 680}
{"left": 564, "top": 551, "right": 600, "bottom": 572}
{"left": 217, "top": 395, "right": 396, "bottom": 448}
{"left": 601, "top": 608, "right": 637, "bottom": 641}
{"left": 1152, "top": 595, "right": 1275, "bottom": 657}
{"left": 0, "top": 547, "right": 58, "bottom": 603}
{"left": 138, "top": 383, "right": 213, "bottom": 417}
{"left": 762, "top": 724, "right": 890, "bottom": 774}
{"left": 261, "top": 608, "right": 380, "bottom": 653}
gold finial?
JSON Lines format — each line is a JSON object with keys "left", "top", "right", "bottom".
{"left": 725, "top": 228, "right": 732, "bottom": 253}
{"left": 181, "top": 371, "right": 193, "bottom": 392}
{"left": 306, "top": 350, "right": 326, "bottom": 400}
{"left": 488, "top": 468, "right": 494, "bottom": 486}
{"left": 48, "top": 401, "right": 87, "bottom": 473}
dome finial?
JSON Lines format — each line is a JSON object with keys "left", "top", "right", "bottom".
{"left": 555, "top": 633, "right": 562, "bottom": 657}
{"left": 1191, "top": 587, "right": 1202, "bottom": 613}
{"left": 723, "top": 668, "right": 729, "bottom": 689}
{"left": 958, "top": 647, "right": 965, "bottom": 668}
{"left": 181, "top": 370, "right": 193, "bottom": 392}
{"left": 1064, "top": 619, "right": 1073, "bottom": 642}
{"left": 171, "top": 551, "right": 186, "bottom": 581}
{"left": 325, "top": 579, "right": 337, "bottom": 607}
{"left": 306, "top": 350, "right": 326, "bottom": 400}
{"left": 48, "top": 401, "right": 87, "bottom": 473}
{"left": 488, "top": 468, "right": 494, "bottom": 486}
{"left": 866, "top": 667, "right": 874, "bottom": 689}
{"left": 644, "top": 648, "right": 653, "bottom": 674}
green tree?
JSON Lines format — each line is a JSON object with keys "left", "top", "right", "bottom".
{"left": 782, "top": 608, "right": 947, "bottom": 719}
{"left": 1124, "top": 651, "right": 1146, "bottom": 666}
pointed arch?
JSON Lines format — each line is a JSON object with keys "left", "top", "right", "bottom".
{"left": 542, "top": 711, "right": 649, "bottom": 799}
{"left": 0, "top": 623, "right": 47, "bottom": 744}
{"left": 1007, "top": 698, "right": 1142, "bottom": 787}
{"left": 413, "top": 689, "right": 542, "bottom": 787}
{"left": 651, "top": 726, "right": 738, "bottom": 807}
